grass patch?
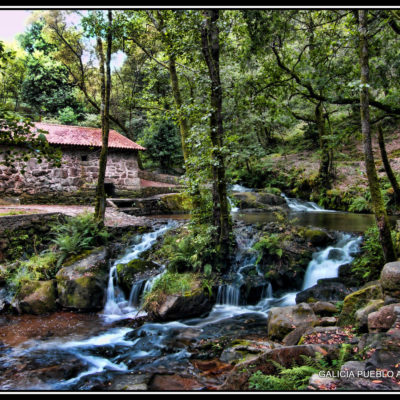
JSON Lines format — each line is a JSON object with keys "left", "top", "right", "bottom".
{"left": 142, "top": 271, "right": 199, "bottom": 308}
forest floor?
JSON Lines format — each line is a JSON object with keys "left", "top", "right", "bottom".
{"left": 265, "top": 128, "right": 400, "bottom": 204}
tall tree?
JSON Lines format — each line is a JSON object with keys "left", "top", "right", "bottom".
{"left": 200, "top": 9, "right": 231, "bottom": 264}
{"left": 377, "top": 123, "right": 400, "bottom": 206}
{"left": 358, "top": 9, "right": 396, "bottom": 263}
{"left": 94, "top": 10, "right": 112, "bottom": 223}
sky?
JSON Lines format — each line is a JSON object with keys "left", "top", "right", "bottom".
{"left": 0, "top": 9, "right": 126, "bottom": 69}
{"left": 0, "top": 10, "right": 32, "bottom": 43}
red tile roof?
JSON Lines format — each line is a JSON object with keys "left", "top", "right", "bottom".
{"left": 34, "top": 123, "right": 146, "bottom": 151}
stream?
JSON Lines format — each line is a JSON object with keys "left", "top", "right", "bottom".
{"left": 0, "top": 193, "right": 373, "bottom": 391}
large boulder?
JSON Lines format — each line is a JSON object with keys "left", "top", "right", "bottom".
{"left": 338, "top": 283, "right": 383, "bottom": 326}
{"left": 144, "top": 278, "right": 216, "bottom": 322}
{"left": 367, "top": 303, "right": 400, "bottom": 333}
{"left": 17, "top": 280, "right": 57, "bottom": 315}
{"left": 219, "top": 344, "right": 332, "bottom": 391}
{"left": 267, "top": 303, "right": 318, "bottom": 341}
{"left": 56, "top": 247, "right": 109, "bottom": 311}
{"left": 231, "top": 191, "right": 288, "bottom": 212}
{"left": 146, "top": 291, "right": 214, "bottom": 322}
{"left": 354, "top": 299, "right": 384, "bottom": 332}
{"left": 380, "top": 261, "right": 400, "bottom": 300}
{"left": 303, "top": 229, "right": 334, "bottom": 247}
{"left": 296, "top": 278, "right": 353, "bottom": 303}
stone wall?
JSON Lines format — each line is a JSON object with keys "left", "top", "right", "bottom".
{"left": 0, "top": 146, "right": 141, "bottom": 202}
{"left": 138, "top": 170, "right": 181, "bottom": 185}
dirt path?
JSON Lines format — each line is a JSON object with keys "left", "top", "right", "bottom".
{"left": 0, "top": 204, "right": 149, "bottom": 228}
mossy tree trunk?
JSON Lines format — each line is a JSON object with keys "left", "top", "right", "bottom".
{"left": 168, "top": 55, "right": 190, "bottom": 165}
{"left": 377, "top": 124, "right": 400, "bottom": 205}
{"left": 359, "top": 10, "right": 396, "bottom": 263}
{"left": 315, "top": 102, "right": 332, "bottom": 189}
{"left": 201, "top": 9, "right": 231, "bottom": 265}
{"left": 94, "top": 10, "right": 112, "bottom": 224}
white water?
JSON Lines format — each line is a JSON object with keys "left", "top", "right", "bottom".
{"left": 231, "top": 184, "right": 254, "bottom": 192}
{"left": 102, "top": 221, "right": 177, "bottom": 323}
{"left": 228, "top": 197, "right": 239, "bottom": 213}
{"left": 3, "top": 204, "right": 365, "bottom": 390}
{"left": 281, "top": 193, "right": 334, "bottom": 212}
{"left": 302, "top": 233, "right": 362, "bottom": 290}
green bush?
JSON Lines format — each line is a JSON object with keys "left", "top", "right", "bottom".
{"left": 51, "top": 212, "right": 110, "bottom": 266}
{"left": 253, "top": 233, "right": 283, "bottom": 264}
{"left": 142, "top": 271, "right": 198, "bottom": 307}
{"left": 348, "top": 196, "right": 370, "bottom": 213}
{"left": 155, "top": 224, "right": 218, "bottom": 273}
{"left": 6, "top": 252, "right": 58, "bottom": 293}
{"left": 58, "top": 106, "right": 78, "bottom": 125}
{"left": 249, "top": 346, "right": 352, "bottom": 391}
{"left": 352, "top": 225, "right": 397, "bottom": 282}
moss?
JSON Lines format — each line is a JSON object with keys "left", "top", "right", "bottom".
{"left": 62, "top": 248, "right": 99, "bottom": 267}
{"left": 338, "top": 284, "right": 384, "bottom": 326}
{"left": 159, "top": 192, "right": 192, "bottom": 212}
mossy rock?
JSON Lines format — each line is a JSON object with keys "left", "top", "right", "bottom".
{"left": 56, "top": 247, "right": 109, "bottom": 311}
{"left": 302, "top": 229, "right": 334, "bottom": 247}
{"left": 354, "top": 299, "right": 384, "bottom": 332}
{"left": 338, "top": 283, "right": 383, "bottom": 327}
{"left": 232, "top": 192, "right": 288, "bottom": 211}
{"left": 17, "top": 280, "right": 57, "bottom": 315}
{"left": 159, "top": 193, "right": 192, "bottom": 213}
{"left": 116, "top": 259, "right": 161, "bottom": 296}
{"left": 143, "top": 276, "right": 216, "bottom": 322}
{"left": 267, "top": 303, "right": 318, "bottom": 341}
{"left": 380, "top": 261, "right": 400, "bottom": 299}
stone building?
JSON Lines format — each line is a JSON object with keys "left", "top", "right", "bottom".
{"left": 0, "top": 123, "right": 146, "bottom": 203}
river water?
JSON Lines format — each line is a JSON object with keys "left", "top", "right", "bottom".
{"left": 0, "top": 194, "right": 376, "bottom": 391}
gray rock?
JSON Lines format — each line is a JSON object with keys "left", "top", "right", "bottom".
{"left": 56, "top": 247, "right": 109, "bottom": 311}
{"left": 267, "top": 303, "right": 317, "bottom": 341}
{"left": 380, "top": 261, "right": 400, "bottom": 299}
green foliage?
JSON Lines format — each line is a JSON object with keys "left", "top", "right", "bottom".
{"left": 58, "top": 106, "right": 78, "bottom": 125}
{"left": 142, "top": 271, "right": 198, "bottom": 307}
{"left": 348, "top": 196, "right": 370, "bottom": 213}
{"left": 6, "top": 252, "right": 58, "bottom": 294}
{"left": 51, "top": 212, "right": 110, "bottom": 266}
{"left": 248, "top": 346, "right": 352, "bottom": 391}
{"left": 248, "top": 359, "right": 319, "bottom": 391}
{"left": 253, "top": 233, "right": 283, "bottom": 264}
{"left": 138, "top": 117, "right": 183, "bottom": 173}
{"left": 156, "top": 224, "right": 218, "bottom": 273}
{"left": 0, "top": 107, "right": 62, "bottom": 172}
{"left": 352, "top": 225, "right": 397, "bottom": 282}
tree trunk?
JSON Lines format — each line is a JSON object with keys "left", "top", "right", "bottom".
{"left": 315, "top": 102, "right": 332, "bottom": 189}
{"left": 168, "top": 55, "right": 190, "bottom": 165}
{"left": 201, "top": 9, "right": 231, "bottom": 265}
{"left": 377, "top": 124, "right": 400, "bottom": 205}
{"left": 359, "top": 10, "right": 396, "bottom": 263}
{"left": 94, "top": 11, "right": 112, "bottom": 224}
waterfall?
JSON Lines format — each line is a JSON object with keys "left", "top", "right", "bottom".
{"left": 231, "top": 184, "right": 254, "bottom": 192}
{"left": 216, "top": 227, "right": 258, "bottom": 306}
{"left": 228, "top": 197, "right": 239, "bottom": 213}
{"left": 301, "top": 233, "right": 362, "bottom": 290}
{"left": 281, "top": 193, "right": 331, "bottom": 212}
{"left": 102, "top": 221, "right": 177, "bottom": 322}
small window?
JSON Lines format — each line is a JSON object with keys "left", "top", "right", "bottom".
{"left": 81, "top": 155, "right": 88, "bottom": 162}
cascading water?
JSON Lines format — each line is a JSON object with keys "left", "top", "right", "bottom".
{"left": 0, "top": 202, "right": 365, "bottom": 391}
{"left": 216, "top": 225, "right": 258, "bottom": 306}
{"left": 102, "top": 220, "right": 176, "bottom": 323}
{"left": 301, "top": 233, "right": 362, "bottom": 290}
{"left": 231, "top": 184, "right": 254, "bottom": 192}
{"left": 281, "top": 193, "right": 333, "bottom": 212}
